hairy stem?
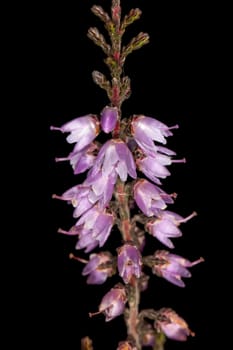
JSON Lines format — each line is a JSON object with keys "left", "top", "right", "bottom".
{"left": 115, "top": 179, "right": 141, "bottom": 349}
{"left": 112, "top": 1, "right": 142, "bottom": 348}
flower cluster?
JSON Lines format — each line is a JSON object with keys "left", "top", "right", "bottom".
{"left": 51, "top": 1, "right": 203, "bottom": 349}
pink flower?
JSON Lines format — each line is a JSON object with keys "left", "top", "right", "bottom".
{"left": 98, "top": 284, "right": 127, "bottom": 322}
{"left": 55, "top": 143, "right": 98, "bottom": 175}
{"left": 146, "top": 211, "right": 197, "bottom": 248}
{"left": 117, "top": 243, "right": 142, "bottom": 284}
{"left": 58, "top": 205, "right": 114, "bottom": 252}
{"left": 82, "top": 252, "right": 114, "bottom": 284}
{"left": 133, "top": 179, "right": 175, "bottom": 217}
{"left": 100, "top": 106, "right": 118, "bottom": 133}
{"left": 131, "top": 115, "right": 178, "bottom": 155}
{"left": 155, "top": 308, "right": 194, "bottom": 341}
{"left": 91, "top": 139, "right": 137, "bottom": 182}
{"left": 75, "top": 206, "right": 114, "bottom": 252}
{"left": 152, "top": 250, "right": 204, "bottom": 287}
{"left": 50, "top": 114, "right": 100, "bottom": 152}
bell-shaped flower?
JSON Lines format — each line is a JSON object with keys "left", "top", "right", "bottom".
{"left": 75, "top": 206, "right": 114, "bottom": 252}
{"left": 50, "top": 114, "right": 100, "bottom": 152}
{"left": 152, "top": 250, "right": 204, "bottom": 287}
{"left": 55, "top": 143, "right": 98, "bottom": 175}
{"left": 94, "top": 284, "right": 127, "bottom": 322}
{"left": 133, "top": 179, "right": 175, "bottom": 217}
{"left": 100, "top": 106, "right": 118, "bottom": 133}
{"left": 91, "top": 139, "right": 137, "bottom": 182}
{"left": 131, "top": 115, "right": 178, "bottom": 155}
{"left": 117, "top": 243, "right": 142, "bottom": 284}
{"left": 155, "top": 308, "right": 194, "bottom": 341}
{"left": 146, "top": 211, "right": 197, "bottom": 248}
{"left": 82, "top": 252, "right": 114, "bottom": 284}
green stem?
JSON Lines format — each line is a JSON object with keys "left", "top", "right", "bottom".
{"left": 154, "top": 333, "right": 166, "bottom": 350}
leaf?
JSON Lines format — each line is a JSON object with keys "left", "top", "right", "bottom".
{"left": 92, "top": 71, "right": 111, "bottom": 91}
{"left": 87, "top": 27, "right": 111, "bottom": 55}
{"left": 121, "top": 8, "right": 142, "bottom": 31}
{"left": 122, "top": 32, "right": 150, "bottom": 59}
{"left": 91, "top": 5, "right": 111, "bottom": 23}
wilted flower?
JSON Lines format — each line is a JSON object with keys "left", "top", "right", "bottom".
{"left": 117, "top": 341, "right": 137, "bottom": 350}
{"left": 100, "top": 105, "right": 118, "bottom": 133}
{"left": 146, "top": 210, "right": 197, "bottom": 248}
{"left": 117, "top": 243, "right": 142, "bottom": 284}
{"left": 50, "top": 114, "right": 100, "bottom": 152}
{"left": 155, "top": 308, "right": 194, "bottom": 341}
{"left": 97, "top": 284, "right": 127, "bottom": 322}
{"left": 133, "top": 179, "right": 175, "bottom": 217}
{"left": 82, "top": 252, "right": 114, "bottom": 284}
{"left": 152, "top": 250, "right": 204, "bottom": 287}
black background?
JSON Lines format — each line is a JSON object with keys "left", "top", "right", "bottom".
{"left": 45, "top": 1, "right": 219, "bottom": 349}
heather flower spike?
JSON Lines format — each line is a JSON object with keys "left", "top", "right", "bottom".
{"left": 51, "top": 0, "right": 203, "bottom": 349}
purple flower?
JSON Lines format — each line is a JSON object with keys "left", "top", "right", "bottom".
{"left": 75, "top": 206, "right": 114, "bottom": 252}
{"left": 82, "top": 252, "right": 114, "bottom": 284}
{"left": 53, "top": 184, "right": 94, "bottom": 217}
{"left": 85, "top": 169, "right": 117, "bottom": 208}
{"left": 100, "top": 106, "right": 118, "bottom": 133}
{"left": 50, "top": 114, "right": 100, "bottom": 152}
{"left": 136, "top": 146, "right": 186, "bottom": 185}
{"left": 146, "top": 211, "right": 197, "bottom": 248}
{"left": 137, "top": 154, "right": 171, "bottom": 185}
{"left": 55, "top": 143, "right": 98, "bottom": 175}
{"left": 98, "top": 284, "right": 127, "bottom": 322}
{"left": 117, "top": 243, "right": 142, "bottom": 284}
{"left": 131, "top": 115, "right": 178, "bottom": 155}
{"left": 152, "top": 250, "right": 204, "bottom": 287}
{"left": 91, "top": 139, "right": 137, "bottom": 182}
{"left": 133, "top": 180, "right": 175, "bottom": 217}
{"left": 58, "top": 205, "right": 114, "bottom": 252}
{"left": 53, "top": 168, "right": 118, "bottom": 217}
{"left": 155, "top": 309, "right": 194, "bottom": 341}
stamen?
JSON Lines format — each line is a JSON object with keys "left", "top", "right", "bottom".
{"left": 179, "top": 211, "right": 197, "bottom": 223}
{"left": 57, "top": 228, "right": 70, "bottom": 234}
{"left": 52, "top": 194, "right": 66, "bottom": 201}
{"left": 50, "top": 126, "right": 61, "bottom": 131}
{"left": 89, "top": 310, "right": 102, "bottom": 318}
{"left": 172, "top": 158, "right": 186, "bottom": 164}
{"left": 168, "top": 124, "right": 179, "bottom": 130}
{"left": 55, "top": 157, "right": 69, "bottom": 162}
{"left": 190, "top": 257, "right": 204, "bottom": 267}
{"left": 69, "top": 253, "right": 88, "bottom": 264}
